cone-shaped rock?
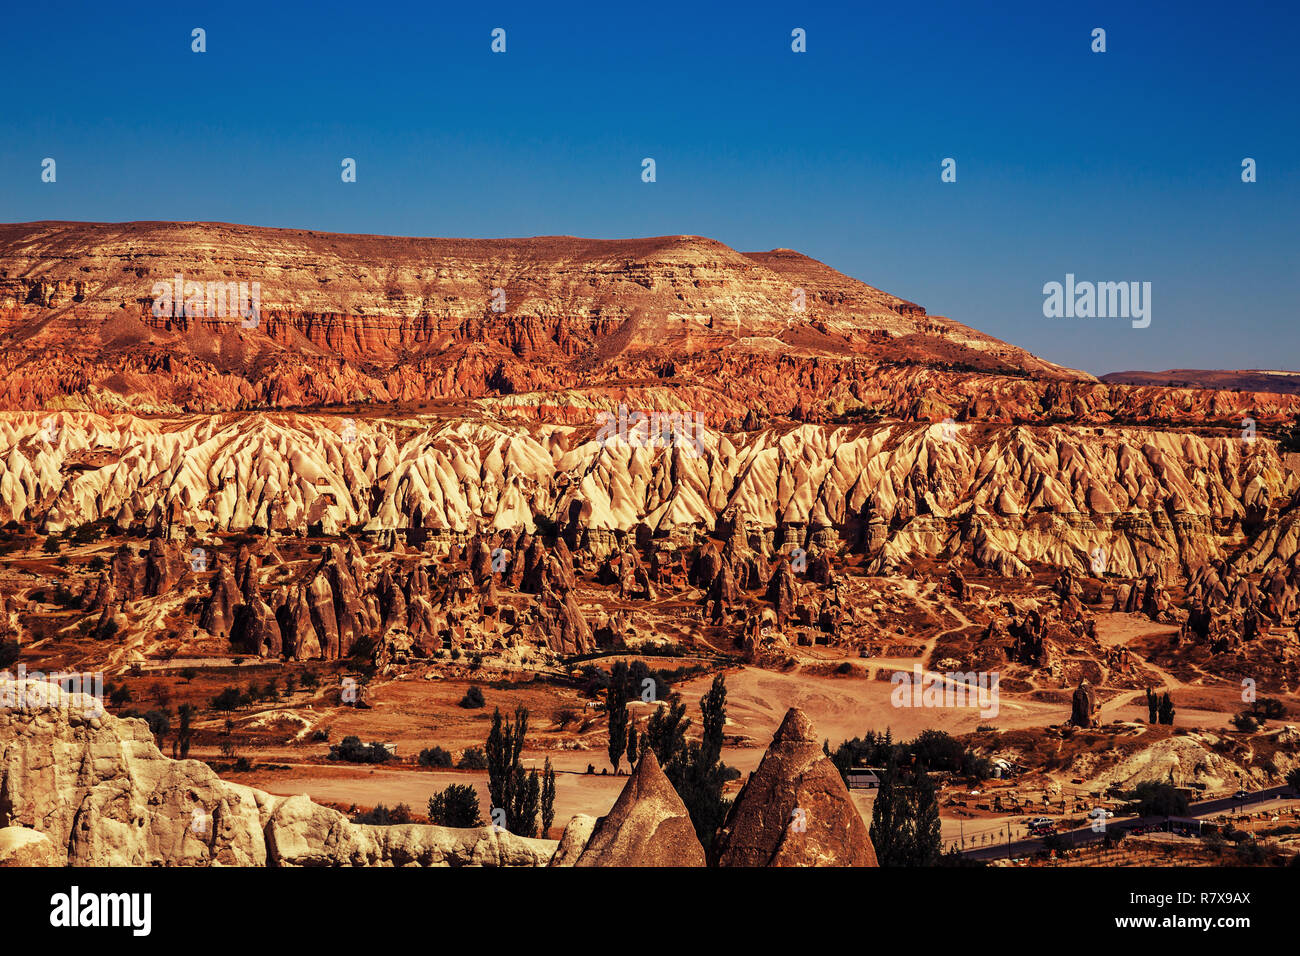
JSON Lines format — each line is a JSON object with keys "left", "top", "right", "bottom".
{"left": 574, "top": 751, "right": 706, "bottom": 867}
{"left": 714, "top": 707, "right": 878, "bottom": 867}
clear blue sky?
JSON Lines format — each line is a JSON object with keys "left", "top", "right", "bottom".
{"left": 2, "top": 0, "right": 1296, "bottom": 375}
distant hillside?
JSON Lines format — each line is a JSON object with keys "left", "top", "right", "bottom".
{"left": 1101, "top": 369, "right": 1300, "bottom": 396}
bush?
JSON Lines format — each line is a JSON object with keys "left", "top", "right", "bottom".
{"left": 460, "top": 685, "right": 485, "bottom": 709}
{"left": 427, "top": 784, "right": 483, "bottom": 828}
{"left": 1127, "top": 782, "right": 1189, "bottom": 817}
{"left": 142, "top": 709, "right": 171, "bottom": 741}
{"left": 1042, "top": 833, "right": 1070, "bottom": 854}
{"left": 329, "top": 735, "right": 392, "bottom": 764}
{"left": 1231, "top": 712, "right": 1260, "bottom": 732}
{"left": 458, "top": 746, "right": 488, "bottom": 770}
{"left": 352, "top": 802, "right": 412, "bottom": 826}
{"left": 211, "top": 687, "right": 242, "bottom": 711}
{"left": 180, "top": 667, "right": 198, "bottom": 682}
{"left": 418, "top": 746, "right": 454, "bottom": 768}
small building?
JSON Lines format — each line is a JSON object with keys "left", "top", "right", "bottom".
{"left": 846, "top": 768, "right": 884, "bottom": 790}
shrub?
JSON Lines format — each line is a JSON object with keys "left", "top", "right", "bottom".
{"left": 329, "top": 735, "right": 391, "bottom": 764}
{"left": 211, "top": 687, "right": 242, "bottom": 711}
{"left": 458, "top": 746, "right": 488, "bottom": 770}
{"left": 427, "top": 785, "right": 483, "bottom": 828}
{"left": 352, "top": 802, "right": 412, "bottom": 826}
{"left": 460, "top": 685, "right": 485, "bottom": 709}
{"left": 1231, "top": 712, "right": 1260, "bottom": 732}
{"left": 418, "top": 746, "right": 454, "bottom": 768}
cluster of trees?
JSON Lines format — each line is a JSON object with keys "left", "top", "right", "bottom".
{"left": 329, "top": 735, "right": 392, "bottom": 764}
{"left": 826, "top": 728, "right": 991, "bottom": 783}
{"left": 869, "top": 761, "right": 943, "bottom": 867}
{"left": 417, "top": 744, "right": 487, "bottom": 770}
{"left": 1231, "top": 696, "right": 1287, "bottom": 732}
{"left": 485, "top": 706, "right": 556, "bottom": 837}
{"left": 824, "top": 728, "right": 994, "bottom": 867}
{"left": 211, "top": 678, "right": 298, "bottom": 712}
{"left": 633, "top": 674, "right": 736, "bottom": 853}
{"left": 578, "top": 658, "right": 703, "bottom": 703}
{"left": 1124, "top": 781, "right": 1188, "bottom": 817}
{"left": 1144, "top": 688, "right": 1176, "bottom": 725}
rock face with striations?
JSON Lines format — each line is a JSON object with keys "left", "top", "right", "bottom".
{"left": 0, "top": 679, "right": 554, "bottom": 867}
{"left": 574, "top": 751, "right": 707, "bottom": 867}
{"left": 713, "top": 707, "right": 878, "bottom": 867}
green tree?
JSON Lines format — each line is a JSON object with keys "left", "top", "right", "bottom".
{"left": 511, "top": 764, "right": 541, "bottom": 838}
{"left": 869, "top": 760, "right": 942, "bottom": 866}
{"left": 143, "top": 708, "right": 171, "bottom": 746}
{"left": 177, "top": 703, "right": 195, "bottom": 759}
{"left": 540, "top": 758, "right": 557, "bottom": 835}
{"left": 427, "top": 784, "right": 483, "bottom": 827}
{"left": 606, "top": 661, "right": 629, "bottom": 773}
{"left": 1158, "top": 692, "right": 1175, "bottom": 726}
{"left": 485, "top": 706, "right": 538, "bottom": 836}
{"left": 677, "top": 673, "right": 732, "bottom": 854}
{"left": 1129, "top": 781, "right": 1189, "bottom": 817}
{"left": 211, "top": 686, "right": 241, "bottom": 711}
{"left": 643, "top": 694, "right": 691, "bottom": 770}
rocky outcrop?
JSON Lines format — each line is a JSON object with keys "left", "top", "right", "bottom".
{"left": 0, "top": 679, "right": 553, "bottom": 867}
{"left": 573, "top": 751, "right": 707, "bottom": 867}
{"left": 1070, "top": 679, "right": 1098, "bottom": 728}
{"left": 546, "top": 813, "right": 598, "bottom": 867}
{"left": 713, "top": 708, "right": 878, "bottom": 867}
{"left": 0, "top": 827, "right": 59, "bottom": 866}
{"left": 265, "top": 795, "right": 553, "bottom": 867}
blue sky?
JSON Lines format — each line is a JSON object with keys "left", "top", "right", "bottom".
{"left": 1, "top": 0, "right": 1296, "bottom": 375}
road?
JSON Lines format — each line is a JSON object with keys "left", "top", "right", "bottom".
{"left": 963, "top": 785, "right": 1296, "bottom": 861}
